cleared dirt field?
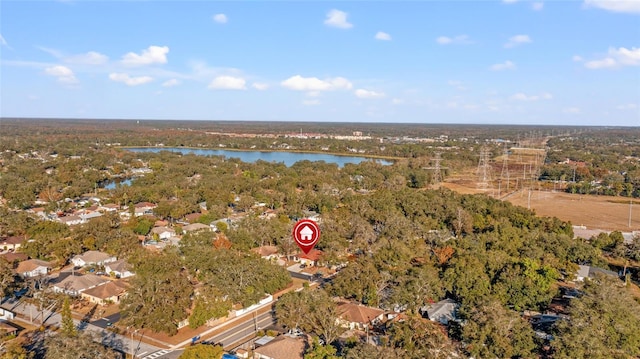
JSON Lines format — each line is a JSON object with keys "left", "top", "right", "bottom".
{"left": 442, "top": 180, "right": 640, "bottom": 232}
{"left": 506, "top": 190, "right": 640, "bottom": 232}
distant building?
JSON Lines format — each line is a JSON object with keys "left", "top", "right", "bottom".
{"left": 336, "top": 301, "right": 384, "bottom": 331}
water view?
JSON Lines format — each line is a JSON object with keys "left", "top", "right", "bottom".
{"left": 124, "top": 147, "right": 393, "bottom": 168}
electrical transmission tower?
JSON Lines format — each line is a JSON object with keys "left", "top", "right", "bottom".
{"left": 499, "top": 144, "right": 510, "bottom": 196}
{"left": 423, "top": 152, "right": 447, "bottom": 187}
{"left": 477, "top": 146, "right": 493, "bottom": 190}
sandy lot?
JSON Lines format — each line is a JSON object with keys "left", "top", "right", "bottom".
{"left": 505, "top": 190, "right": 640, "bottom": 232}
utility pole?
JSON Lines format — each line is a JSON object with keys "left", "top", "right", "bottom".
{"left": 630, "top": 198, "right": 633, "bottom": 228}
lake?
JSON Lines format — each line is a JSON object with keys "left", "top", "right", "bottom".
{"left": 124, "top": 147, "right": 393, "bottom": 167}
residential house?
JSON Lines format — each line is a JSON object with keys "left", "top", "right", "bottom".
{"left": 58, "top": 215, "right": 83, "bottom": 226}
{"left": 336, "top": 301, "right": 385, "bottom": 331}
{"left": 104, "top": 259, "right": 134, "bottom": 278}
{"left": 150, "top": 226, "right": 175, "bottom": 240}
{"left": 182, "top": 223, "right": 210, "bottom": 233}
{"left": 299, "top": 249, "right": 323, "bottom": 267}
{"left": 99, "top": 203, "right": 120, "bottom": 213}
{"left": 253, "top": 335, "right": 307, "bottom": 359}
{"left": 0, "top": 236, "right": 26, "bottom": 252}
{"left": 421, "top": 299, "right": 460, "bottom": 325}
{"left": 52, "top": 274, "right": 109, "bottom": 296}
{"left": 1, "top": 252, "right": 28, "bottom": 265}
{"left": 71, "top": 251, "right": 116, "bottom": 268}
{"left": 15, "top": 259, "right": 52, "bottom": 278}
{"left": 134, "top": 202, "right": 157, "bottom": 217}
{"left": 251, "top": 246, "right": 280, "bottom": 261}
{"left": 575, "top": 265, "right": 620, "bottom": 282}
{"left": 81, "top": 280, "right": 128, "bottom": 305}
{"left": 184, "top": 213, "right": 203, "bottom": 223}
{"left": 0, "top": 322, "right": 18, "bottom": 338}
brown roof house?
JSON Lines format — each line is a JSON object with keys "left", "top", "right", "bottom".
{"left": 0, "top": 236, "right": 26, "bottom": 252}
{"left": 104, "top": 259, "right": 134, "bottom": 278}
{"left": 299, "top": 249, "right": 323, "bottom": 267}
{"left": 15, "top": 259, "right": 52, "bottom": 278}
{"left": 81, "top": 280, "right": 128, "bottom": 306}
{"left": 253, "top": 335, "right": 308, "bottom": 359}
{"left": 52, "top": 274, "right": 109, "bottom": 296}
{"left": 71, "top": 251, "right": 116, "bottom": 267}
{"left": 336, "top": 301, "right": 385, "bottom": 331}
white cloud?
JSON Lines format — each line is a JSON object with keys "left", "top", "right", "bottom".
{"left": 617, "top": 103, "right": 638, "bottom": 110}
{"left": 391, "top": 98, "right": 405, "bottom": 105}
{"left": 584, "top": 0, "right": 640, "bottom": 14}
{"left": 585, "top": 47, "right": 640, "bottom": 69}
{"left": 490, "top": 60, "right": 516, "bottom": 71}
{"left": 375, "top": 31, "right": 392, "bottom": 41}
{"left": 573, "top": 55, "right": 584, "bottom": 62}
{"left": 208, "top": 76, "right": 246, "bottom": 90}
{"left": 503, "top": 0, "right": 518, "bottom": 3}
{"left": 109, "top": 73, "right": 153, "bottom": 86}
{"left": 45, "top": 65, "right": 78, "bottom": 84}
{"left": 66, "top": 51, "right": 109, "bottom": 65}
{"left": 162, "top": 79, "right": 180, "bottom": 87}
{"left": 436, "top": 35, "right": 471, "bottom": 45}
{"left": 504, "top": 34, "right": 532, "bottom": 48}
{"left": 563, "top": 107, "right": 581, "bottom": 114}
{"left": 324, "top": 9, "right": 353, "bottom": 29}
{"left": 355, "top": 89, "right": 385, "bottom": 99}
{"left": 213, "top": 13, "right": 228, "bottom": 24}
{"left": 585, "top": 57, "right": 617, "bottom": 69}
{"left": 252, "top": 82, "right": 269, "bottom": 90}
{"left": 303, "top": 99, "right": 321, "bottom": 106}
{"left": 448, "top": 80, "right": 468, "bottom": 91}
{"left": 281, "top": 75, "right": 352, "bottom": 91}
{"left": 0, "top": 34, "right": 7, "bottom": 46}
{"left": 532, "top": 2, "right": 544, "bottom": 10}
{"left": 510, "top": 92, "right": 553, "bottom": 101}
{"left": 121, "top": 45, "right": 169, "bottom": 66}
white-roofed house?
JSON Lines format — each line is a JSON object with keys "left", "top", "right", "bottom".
{"left": 104, "top": 259, "right": 134, "bottom": 278}
{"left": 71, "top": 251, "right": 116, "bottom": 268}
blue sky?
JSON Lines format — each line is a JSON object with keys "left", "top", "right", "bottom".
{"left": 1, "top": 0, "right": 639, "bottom": 126}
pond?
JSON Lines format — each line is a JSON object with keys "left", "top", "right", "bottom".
{"left": 124, "top": 147, "right": 393, "bottom": 168}
{"left": 103, "top": 178, "right": 133, "bottom": 190}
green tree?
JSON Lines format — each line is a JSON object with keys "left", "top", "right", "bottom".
{"left": 459, "top": 300, "right": 536, "bottom": 359}
{"left": 61, "top": 296, "right": 77, "bottom": 338}
{"left": 120, "top": 251, "right": 193, "bottom": 335}
{"left": 387, "top": 314, "right": 458, "bottom": 359}
{"left": 304, "top": 337, "right": 339, "bottom": 359}
{"left": 552, "top": 277, "right": 640, "bottom": 359}
{"left": 178, "top": 344, "right": 223, "bottom": 359}
{"left": 275, "top": 291, "right": 310, "bottom": 331}
{"left": 44, "top": 333, "right": 119, "bottom": 359}
{"left": 188, "top": 287, "right": 232, "bottom": 328}
{"left": 0, "top": 258, "right": 17, "bottom": 298}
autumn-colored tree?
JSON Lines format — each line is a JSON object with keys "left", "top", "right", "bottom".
{"left": 178, "top": 344, "right": 223, "bottom": 359}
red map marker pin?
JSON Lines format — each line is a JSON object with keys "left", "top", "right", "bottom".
{"left": 292, "top": 219, "right": 321, "bottom": 254}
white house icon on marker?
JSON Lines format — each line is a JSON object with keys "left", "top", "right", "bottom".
{"left": 300, "top": 226, "right": 314, "bottom": 241}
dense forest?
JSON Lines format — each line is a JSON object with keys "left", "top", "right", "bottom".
{"left": 1, "top": 120, "right": 639, "bottom": 358}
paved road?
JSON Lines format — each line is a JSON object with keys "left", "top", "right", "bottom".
{"left": 205, "top": 310, "right": 276, "bottom": 350}
{"left": 1, "top": 299, "right": 163, "bottom": 357}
